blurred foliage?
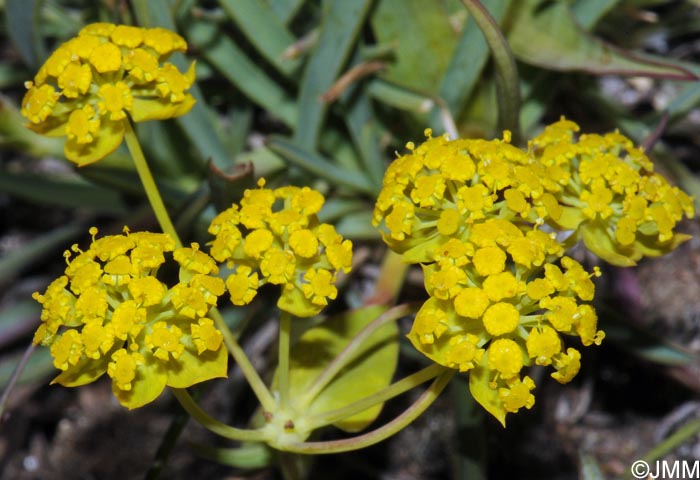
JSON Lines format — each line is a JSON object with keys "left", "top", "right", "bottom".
{"left": 2, "top": 0, "right": 700, "bottom": 478}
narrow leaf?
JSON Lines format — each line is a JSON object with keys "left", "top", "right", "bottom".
{"left": 0, "top": 348, "right": 54, "bottom": 390}
{"left": 344, "top": 89, "right": 386, "bottom": 189}
{"left": 294, "top": 0, "right": 373, "bottom": 149}
{"left": 219, "top": 0, "right": 301, "bottom": 77}
{"left": 267, "top": 135, "right": 375, "bottom": 194}
{"left": 264, "top": 0, "right": 305, "bottom": 24}
{"left": 578, "top": 451, "right": 605, "bottom": 480}
{"left": 6, "top": 0, "right": 44, "bottom": 68}
{"left": 190, "top": 442, "right": 272, "bottom": 469}
{"left": 186, "top": 20, "right": 297, "bottom": 127}
{"left": 132, "top": 0, "right": 233, "bottom": 169}
{"left": 571, "top": 0, "right": 620, "bottom": 30}
{"left": 0, "top": 224, "right": 83, "bottom": 281}
{"left": 508, "top": 0, "right": 695, "bottom": 79}
{"left": 0, "top": 171, "right": 128, "bottom": 214}
{"left": 431, "top": 0, "right": 511, "bottom": 126}
{"left": 462, "top": 0, "right": 521, "bottom": 139}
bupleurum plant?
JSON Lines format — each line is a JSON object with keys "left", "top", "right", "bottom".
{"left": 32, "top": 228, "right": 227, "bottom": 409}
{"left": 21, "top": 22, "right": 195, "bottom": 166}
{"left": 11, "top": 6, "right": 698, "bottom": 478}
{"left": 372, "top": 122, "right": 693, "bottom": 424}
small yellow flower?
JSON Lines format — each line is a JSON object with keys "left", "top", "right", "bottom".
{"left": 498, "top": 376, "right": 535, "bottom": 413}
{"left": 378, "top": 119, "right": 694, "bottom": 425}
{"left": 532, "top": 118, "right": 694, "bottom": 265}
{"left": 21, "top": 23, "right": 196, "bottom": 166}
{"left": 208, "top": 180, "right": 352, "bottom": 318}
{"left": 33, "top": 227, "right": 227, "bottom": 409}
{"left": 412, "top": 298, "right": 449, "bottom": 345}
{"left": 487, "top": 338, "right": 523, "bottom": 381}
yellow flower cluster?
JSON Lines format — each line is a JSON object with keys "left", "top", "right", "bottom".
{"left": 32, "top": 228, "right": 227, "bottom": 409}
{"left": 21, "top": 23, "right": 195, "bottom": 166}
{"left": 373, "top": 120, "right": 692, "bottom": 424}
{"left": 208, "top": 180, "right": 353, "bottom": 318}
{"left": 531, "top": 119, "right": 694, "bottom": 266}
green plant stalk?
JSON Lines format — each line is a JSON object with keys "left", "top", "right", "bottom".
{"left": 298, "top": 303, "right": 418, "bottom": 408}
{"left": 0, "top": 343, "right": 35, "bottom": 421}
{"left": 640, "top": 418, "right": 700, "bottom": 467}
{"left": 278, "top": 311, "right": 292, "bottom": 410}
{"left": 171, "top": 388, "right": 267, "bottom": 442}
{"left": 123, "top": 120, "right": 182, "bottom": 248}
{"left": 283, "top": 368, "right": 455, "bottom": 454}
{"left": 208, "top": 308, "right": 277, "bottom": 413}
{"left": 366, "top": 249, "right": 409, "bottom": 306}
{"left": 461, "top": 0, "right": 521, "bottom": 142}
{"left": 123, "top": 121, "right": 277, "bottom": 414}
{"left": 306, "top": 363, "right": 445, "bottom": 429}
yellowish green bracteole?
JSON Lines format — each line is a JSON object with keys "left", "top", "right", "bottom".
{"left": 32, "top": 228, "right": 228, "bottom": 409}
{"left": 208, "top": 179, "right": 353, "bottom": 318}
{"left": 372, "top": 120, "right": 694, "bottom": 425}
{"left": 20, "top": 22, "right": 195, "bottom": 166}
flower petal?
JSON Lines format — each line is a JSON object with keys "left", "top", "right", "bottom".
{"left": 165, "top": 344, "right": 228, "bottom": 389}
{"left": 51, "top": 355, "right": 109, "bottom": 387}
{"left": 64, "top": 118, "right": 125, "bottom": 166}
{"left": 130, "top": 95, "right": 195, "bottom": 122}
{"left": 112, "top": 356, "right": 167, "bottom": 409}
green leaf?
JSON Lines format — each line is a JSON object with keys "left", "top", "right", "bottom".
{"left": 0, "top": 94, "right": 65, "bottom": 158}
{"left": 186, "top": 20, "right": 297, "bottom": 127}
{"left": 294, "top": 0, "right": 373, "bottom": 149}
{"left": 367, "top": 79, "right": 436, "bottom": 113}
{"left": 571, "top": 0, "right": 620, "bottom": 30}
{"left": 219, "top": 0, "right": 301, "bottom": 77}
{"left": 469, "top": 356, "right": 506, "bottom": 427}
{"left": 0, "top": 223, "right": 83, "bottom": 281}
{"left": 267, "top": 135, "right": 375, "bottom": 194}
{"left": 578, "top": 451, "right": 605, "bottom": 480}
{"left": 508, "top": 0, "right": 695, "bottom": 79}
{"left": 264, "top": 0, "right": 305, "bottom": 24}
{"left": 602, "top": 318, "right": 698, "bottom": 367}
{"left": 189, "top": 442, "right": 272, "bottom": 469}
{"left": 6, "top": 0, "right": 45, "bottom": 69}
{"left": 344, "top": 89, "right": 386, "bottom": 189}
{"left": 132, "top": 0, "right": 233, "bottom": 169}
{"left": 430, "top": 0, "right": 511, "bottom": 126}
{"left": 334, "top": 210, "right": 379, "bottom": 240}
{"left": 0, "top": 171, "right": 128, "bottom": 213}
{"left": 0, "top": 347, "right": 54, "bottom": 390}
{"left": 371, "top": 0, "right": 461, "bottom": 92}
{"left": 287, "top": 305, "right": 399, "bottom": 433}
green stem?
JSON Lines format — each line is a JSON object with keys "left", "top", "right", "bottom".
{"left": 278, "top": 311, "right": 292, "bottom": 410}
{"left": 123, "top": 120, "right": 182, "bottom": 248}
{"left": 461, "top": 0, "right": 521, "bottom": 143}
{"left": 124, "top": 119, "right": 276, "bottom": 414}
{"left": 283, "top": 368, "right": 455, "bottom": 454}
{"left": 298, "top": 303, "right": 418, "bottom": 409}
{"left": 306, "top": 363, "right": 445, "bottom": 429}
{"left": 641, "top": 417, "right": 700, "bottom": 466}
{"left": 171, "top": 388, "right": 267, "bottom": 442}
{"left": 365, "top": 249, "right": 409, "bottom": 306}
{"left": 209, "top": 308, "right": 278, "bottom": 413}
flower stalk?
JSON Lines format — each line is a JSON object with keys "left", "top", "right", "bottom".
{"left": 123, "top": 120, "right": 181, "bottom": 247}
